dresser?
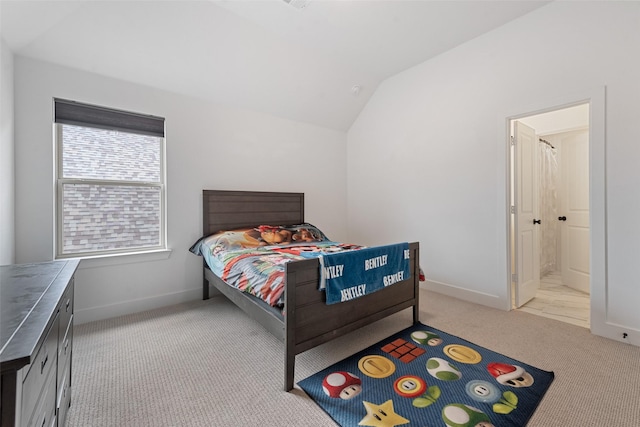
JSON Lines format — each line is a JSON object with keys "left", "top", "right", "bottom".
{"left": 1, "top": 259, "right": 79, "bottom": 427}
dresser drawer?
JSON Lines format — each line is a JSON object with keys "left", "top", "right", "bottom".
{"left": 57, "top": 365, "right": 72, "bottom": 427}
{"left": 58, "top": 280, "right": 74, "bottom": 337}
{"left": 25, "top": 354, "right": 57, "bottom": 427}
{"left": 57, "top": 319, "right": 73, "bottom": 389}
{"left": 21, "top": 315, "right": 59, "bottom": 425}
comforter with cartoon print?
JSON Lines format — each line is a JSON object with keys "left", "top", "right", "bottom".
{"left": 189, "top": 223, "right": 363, "bottom": 307}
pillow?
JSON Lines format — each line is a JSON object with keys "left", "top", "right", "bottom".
{"left": 189, "top": 223, "right": 329, "bottom": 256}
{"left": 255, "top": 223, "right": 329, "bottom": 246}
{"left": 189, "top": 228, "right": 255, "bottom": 256}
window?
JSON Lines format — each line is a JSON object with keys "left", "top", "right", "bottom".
{"left": 54, "top": 99, "right": 166, "bottom": 258}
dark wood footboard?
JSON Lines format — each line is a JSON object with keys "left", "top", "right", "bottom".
{"left": 283, "top": 241, "right": 420, "bottom": 391}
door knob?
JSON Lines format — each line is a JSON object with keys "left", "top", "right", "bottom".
{"left": 558, "top": 216, "right": 567, "bottom": 221}
{"left": 533, "top": 219, "right": 541, "bottom": 225}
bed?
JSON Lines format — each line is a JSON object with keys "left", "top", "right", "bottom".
{"left": 195, "top": 190, "right": 420, "bottom": 391}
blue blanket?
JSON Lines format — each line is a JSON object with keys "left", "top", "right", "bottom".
{"left": 319, "top": 242, "right": 411, "bottom": 304}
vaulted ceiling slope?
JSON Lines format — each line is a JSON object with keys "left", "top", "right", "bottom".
{"left": 0, "top": 0, "right": 550, "bottom": 131}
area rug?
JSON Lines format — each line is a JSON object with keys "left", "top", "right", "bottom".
{"left": 299, "top": 322, "right": 554, "bottom": 426}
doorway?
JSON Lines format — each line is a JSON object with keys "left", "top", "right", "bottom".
{"left": 509, "top": 103, "right": 590, "bottom": 328}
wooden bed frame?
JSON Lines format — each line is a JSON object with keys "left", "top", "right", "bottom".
{"left": 200, "top": 190, "right": 420, "bottom": 391}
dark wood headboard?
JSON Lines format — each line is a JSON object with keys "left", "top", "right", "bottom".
{"left": 202, "top": 190, "right": 305, "bottom": 236}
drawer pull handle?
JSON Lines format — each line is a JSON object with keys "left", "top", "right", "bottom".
{"left": 41, "top": 414, "right": 46, "bottom": 427}
{"left": 66, "top": 299, "right": 71, "bottom": 312}
{"left": 40, "top": 353, "right": 48, "bottom": 374}
{"left": 65, "top": 340, "right": 69, "bottom": 355}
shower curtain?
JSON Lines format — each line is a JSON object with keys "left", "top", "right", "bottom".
{"left": 539, "top": 141, "right": 558, "bottom": 277}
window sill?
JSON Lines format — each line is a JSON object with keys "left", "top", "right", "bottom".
{"left": 71, "top": 248, "right": 173, "bottom": 270}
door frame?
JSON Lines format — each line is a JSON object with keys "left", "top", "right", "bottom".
{"left": 503, "top": 86, "right": 606, "bottom": 338}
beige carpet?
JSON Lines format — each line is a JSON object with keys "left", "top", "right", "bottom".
{"left": 67, "top": 288, "right": 639, "bottom": 426}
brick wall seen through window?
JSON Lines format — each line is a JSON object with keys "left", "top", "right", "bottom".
{"left": 57, "top": 124, "right": 164, "bottom": 256}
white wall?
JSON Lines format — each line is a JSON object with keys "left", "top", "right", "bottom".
{"left": 0, "top": 37, "right": 14, "bottom": 265}
{"left": 14, "top": 56, "right": 348, "bottom": 323}
{"left": 347, "top": 1, "right": 640, "bottom": 345}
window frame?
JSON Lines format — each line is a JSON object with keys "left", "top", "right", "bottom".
{"left": 54, "top": 100, "right": 167, "bottom": 259}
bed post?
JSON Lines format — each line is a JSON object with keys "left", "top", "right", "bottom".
{"left": 203, "top": 260, "right": 210, "bottom": 300}
{"left": 202, "top": 190, "right": 210, "bottom": 300}
{"left": 412, "top": 243, "right": 420, "bottom": 324}
{"left": 284, "top": 265, "right": 296, "bottom": 392}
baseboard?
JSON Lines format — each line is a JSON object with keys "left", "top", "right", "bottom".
{"left": 74, "top": 288, "right": 203, "bottom": 324}
{"left": 421, "top": 279, "right": 508, "bottom": 311}
{"left": 590, "top": 318, "right": 640, "bottom": 347}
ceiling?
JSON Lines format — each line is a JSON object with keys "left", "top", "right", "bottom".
{"left": 0, "top": 0, "right": 550, "bottom": 131}
{"left": 518, "top": 103, "right": 589, "bottom": 136}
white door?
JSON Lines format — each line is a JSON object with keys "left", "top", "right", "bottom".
{"left": 560, "top": 131, "right": 590, "bottom": 293}
{"left": 514, "top": 121, "right": 540, "bottom": 307}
